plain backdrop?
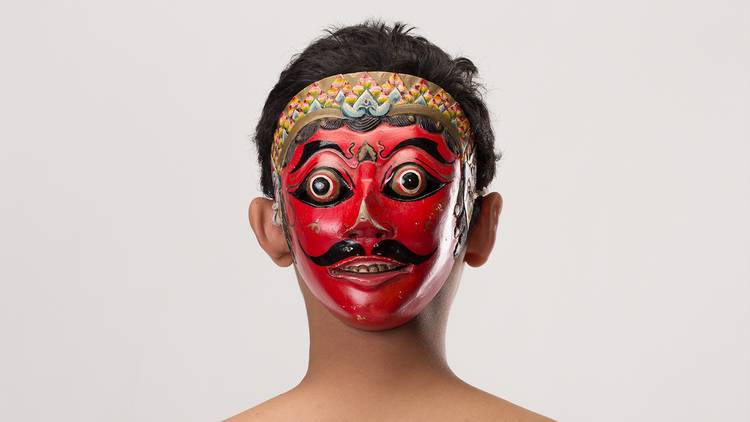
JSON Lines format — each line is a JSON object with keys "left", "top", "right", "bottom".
{"left": 1, "top": 1, "right": 748, "bottom": 421}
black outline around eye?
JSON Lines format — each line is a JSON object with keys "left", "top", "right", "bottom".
{"left": 382, "top": 163, "right": 446, "bottom": 201}
{"left": 291, "top": 167, "right": 353, "bottom": 207}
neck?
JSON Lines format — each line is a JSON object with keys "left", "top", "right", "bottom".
{"left": 294, "top": 266, "right": 463, "bottom": 394}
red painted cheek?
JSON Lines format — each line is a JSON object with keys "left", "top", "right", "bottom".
{"left": 283, "top": 191, "right": 363, "bottom": 256}
{"left": 367, "top": 181, "right": 458, "bottom": 254}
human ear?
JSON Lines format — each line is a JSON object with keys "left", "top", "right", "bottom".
{"left": 248, "top": 197, "right": 293, "bottom": 267}
{"left": 464, "top": 192, "right": 503, "bottom": 267}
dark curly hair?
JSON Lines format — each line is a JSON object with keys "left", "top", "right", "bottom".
{"left": 253, "top": 20, "right": 498, "bottom": 198}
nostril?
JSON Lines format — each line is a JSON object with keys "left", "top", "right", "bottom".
{"left": 348, "top": 232, "right": 357, "bottom": 239}
{"left": 375, "top": 232, "right": 384, "bottom": 239}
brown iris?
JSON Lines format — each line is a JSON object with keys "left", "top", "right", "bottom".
{"left": 383, "top": 163, "right": 445, "bottom": 201}
{"left": 291, "top": 167, "right": 353, "bottom": 207}
{"left": 307, "top": 168, "right": 338, "bottom": 202}
{"left": 392, "top": 165, "right": 424, "bottom": 197}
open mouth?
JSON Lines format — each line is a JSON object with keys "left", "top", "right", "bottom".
{"left": 329, "top": 256, "right": 411, "bottom": 288}
{"left": 334, "top": 262, "right": 406, "bottom": 274}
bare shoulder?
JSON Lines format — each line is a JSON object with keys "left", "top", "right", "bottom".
{"left": 222, "top": 390, "right": 300, "bottom": 422}
{"left": 447, "top": 381, "right": 556, "bottom": 422}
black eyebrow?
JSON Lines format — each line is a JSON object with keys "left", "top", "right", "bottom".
{"left": 289, "top": 140, "right": 345, "bottom": 173}
{"left": 379, "top": 137, "right": 453, "bottom": 164}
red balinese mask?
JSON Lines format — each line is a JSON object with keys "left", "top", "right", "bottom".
{"left": 271, "top": 72, "right": 476, "bottom": 330}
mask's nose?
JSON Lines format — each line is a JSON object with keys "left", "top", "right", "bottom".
{"left": 343, "top": 199, "right": 394, "bottom": 240}
{"left": 342, "top": 163, "right": 394, "bottom": 240}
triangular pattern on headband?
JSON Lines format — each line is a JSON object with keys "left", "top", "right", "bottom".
{"left": 271, "top": 71, "right": 472, "bottom": 172}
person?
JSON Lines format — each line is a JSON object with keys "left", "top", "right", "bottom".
{"left": 227, "top": 21, "right": 553, "bottom": 421}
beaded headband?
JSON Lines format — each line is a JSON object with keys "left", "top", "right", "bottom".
{"left": 271, "top": 71, "right": 472, "bottom": 173}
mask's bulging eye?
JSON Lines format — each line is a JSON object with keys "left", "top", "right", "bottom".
{"left": 393, "top": 167, "right": 424, "bottom": 196}
{"left": 308, "top": 172, "right": 336, "bottom": 201}
{"left": 384, "top": 163, "right": 446, "bottom": 201}
{"left": 292, "top": 167, "right": 353, "bottom": 207}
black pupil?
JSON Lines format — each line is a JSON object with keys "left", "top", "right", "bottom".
{"left": 312, "top": 177, "right": 331, "bottom": 196}
{"left": 401, "top": 171, "right": 420, "bottom": 191}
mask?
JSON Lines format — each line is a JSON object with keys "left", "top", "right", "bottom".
{"left": 271, "top": 72, "right": 475, "bottom": 330}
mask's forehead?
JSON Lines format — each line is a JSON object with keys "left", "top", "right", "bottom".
{"left": 281, "top": 116, "right": 460, "bottom": 174}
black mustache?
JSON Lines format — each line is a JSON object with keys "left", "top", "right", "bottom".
{"left": 307, "top": 240, "right": 365, "bottom": 266}
{"left": 372, "top": 239, "right": 435, "bottom": 265}
{"left": 304, "top": 239, "right": 434, "bottom": 266}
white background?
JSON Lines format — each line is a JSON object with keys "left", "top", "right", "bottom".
{"left": 1, "top": 1, "right": 748, "bottom": 421}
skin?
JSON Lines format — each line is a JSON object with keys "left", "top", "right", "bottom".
{"left": 229, "top": 122, "right": 554, "bottom": 421}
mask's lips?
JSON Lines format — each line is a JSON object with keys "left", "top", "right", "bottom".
{"left": 328, "top": 255, "right": 412, "bottom": 289}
